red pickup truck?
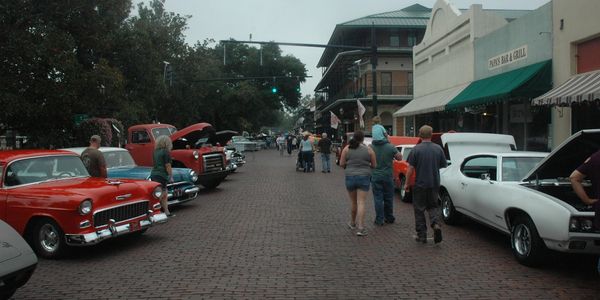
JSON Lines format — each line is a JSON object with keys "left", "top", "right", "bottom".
{"left": 126, "top": 123, "right": 229, "bottom": 189}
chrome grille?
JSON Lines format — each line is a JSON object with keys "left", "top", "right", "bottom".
{"left": 93, "top": 201, "right": 149, "bottom": 227}
{"left": 203, "top": 153, "right": 224, "bottom": 172}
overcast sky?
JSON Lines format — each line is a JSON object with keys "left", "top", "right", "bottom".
{"left": 135, "top": 0, "right": 550, "bottom": 96}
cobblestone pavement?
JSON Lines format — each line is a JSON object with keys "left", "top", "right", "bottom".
{"left": 14, "top": 150, "right": 600, "bottom": 299}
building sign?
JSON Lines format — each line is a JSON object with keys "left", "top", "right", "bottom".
{"left": 488, "top": 45, "right": 528, "bottom": 70}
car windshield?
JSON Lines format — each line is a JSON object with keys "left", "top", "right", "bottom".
{"left": 403, "top": 147, "right": 413, "bottom": 160}
{"left": 151, "top": 127, "right": 177, "bottom": 138}
{"left": 4, "top": 155, "right": 89, "bottom": 187}
{"left": 103, "top": 151, "right": 136, "bottom": 168}
{"left": 502, "top": 157, "right": 544, "bottom": 182}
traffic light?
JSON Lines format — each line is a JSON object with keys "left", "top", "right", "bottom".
{"left": 296, "top": 85, "right": 301, "bottom": 93}
{"left": 271, "top": 87, "right": 278, "bottom": 94}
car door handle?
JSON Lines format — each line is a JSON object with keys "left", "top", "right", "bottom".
{"left": 460, "top": 182, "right": 467, "bottom": 187}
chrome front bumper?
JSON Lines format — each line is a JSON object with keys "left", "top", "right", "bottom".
{"left": 65, "top": 212, "right": 168, "bottom": 246}
{"left": 545, "top": 234, "right": 600, "bottom": 254}
{"left": 167, "top": 186, "right": 200, "bottom": 206}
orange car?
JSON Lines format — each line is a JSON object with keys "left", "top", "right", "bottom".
{"left": 390, "top": 136, "right": 420, "bottom": 202}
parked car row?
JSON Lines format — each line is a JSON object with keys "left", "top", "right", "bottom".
{"left": 0, "top": 122, "right": 250, "bottom": 295}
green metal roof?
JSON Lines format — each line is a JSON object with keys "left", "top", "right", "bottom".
{"left": 445, "top": 60, "right": 552, "bottom": 110}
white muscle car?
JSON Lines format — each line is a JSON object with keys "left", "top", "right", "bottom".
{"left": 439, "top": 131, "right": 600, "bottom": 266}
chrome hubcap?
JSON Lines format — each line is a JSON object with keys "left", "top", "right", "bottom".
{"left": 513, "top": 224, "right": 531, "bottom": 256}
{"left": 399, "top": 178, "right": 406, "bottom": 198}
{"left": 39, "top": 224, "right": 59, "bottom": 253}
{"left": 442, "top": 196, "right": 451, "bottom": 218}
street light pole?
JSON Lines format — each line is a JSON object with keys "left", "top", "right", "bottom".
{"left": 371, "top": 24, "right": 378, "bottom": 117}
{"left": 163, "top": 61, "right": 170, "bottom": 84}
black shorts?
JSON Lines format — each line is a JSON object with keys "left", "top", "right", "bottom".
{"left": 150, "top": 175, "right": 168, "bottom": 188}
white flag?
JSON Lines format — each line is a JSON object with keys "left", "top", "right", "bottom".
{"left": 357, "top": 99, "right": 366, "bottom": 128}
{"left": 330, "top": 111, "right": 340, "bottom": 129}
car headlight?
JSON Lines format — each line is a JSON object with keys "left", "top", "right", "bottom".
{"left": 193, "top": 150, "right": 199, "bottom": 160}
{"left": 153, "top": 186, "right": 164, "bottom": 199}
{"left": 569, "top": 218, "right": 580, "bottom": 231}
{"left": 580, "top": 219, "right": 593, "bottom": 231}
{"left": 79, "top": 199, "right": 93, "bottom": 215}
{"left": 190, "top": 170, "right": 198, "bottom": 183}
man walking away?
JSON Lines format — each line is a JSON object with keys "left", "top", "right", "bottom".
{"left": 318, "top": 133, "right": 333, "bottom": 173}
{"left": 570, "top": 149, "right": 600, "bottom": 275}
{"left": 370, "top": 138, "right": 402, "bottom": 226}
{"left": 406, "top": 125, "right": 447, "bottom": 243}
{"left": 286, "top": 134, "right": 294, "bottom": 155}
{"left": 81, "top": 135, "right": 107, "bottom": 178}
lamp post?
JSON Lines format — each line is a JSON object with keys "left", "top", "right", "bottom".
{"left": 162, "top": 61, "right": 170, "bottom": 84}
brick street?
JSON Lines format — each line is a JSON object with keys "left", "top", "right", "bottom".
{"left": 14, "top": 150, "right": 600, "bottom": 299}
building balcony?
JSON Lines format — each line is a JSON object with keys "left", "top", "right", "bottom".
{"left": 331, "top": 85, "right": 413, "bottom": 102}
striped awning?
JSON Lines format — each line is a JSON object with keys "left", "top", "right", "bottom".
{"left": 532, "top": 69, "right": 600, "bottom": 106}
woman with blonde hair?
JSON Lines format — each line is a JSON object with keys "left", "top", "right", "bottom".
{"left": 150, "top": 135, "right": 174, "bottom": 217}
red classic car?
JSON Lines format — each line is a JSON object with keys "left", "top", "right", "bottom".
{"left": 0, "top": 150, "right": 168, "bottom": 259}
{"left": 390, "top": 136, "right": 420, "bottom": 202}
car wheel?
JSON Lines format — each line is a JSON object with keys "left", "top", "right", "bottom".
{"left": 441, "top": 192, "right": 461, "bottom": 225}
{"left": 510, "top": 215, "right": 546, "bottom": 266}
{"left": 31, "top": 219, "right": 68, "bottom": 259}
{"left": 0, "top": 289, "right": 16, "bottom": 299}
{"left": 399, "top": 176, "right": 412, "bottom": 203}
{"left": 201, "top": 179, "right": 222, "bottom": 189}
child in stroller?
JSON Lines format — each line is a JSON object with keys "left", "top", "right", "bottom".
{"left": 296, "top": 151, "right": 315, "bottom": 172}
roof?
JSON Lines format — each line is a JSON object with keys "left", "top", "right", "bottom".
{"left": 459, "top": 9, "right": 531, "bottom": 22}
{"left": 63, "top": 147, "right": 127, "bottom": 155}
{"left": 0, "top": 150, "right": 78, "bottom": 163}
{"left": 317, "top": 4, "right": 431, "bottom": 68}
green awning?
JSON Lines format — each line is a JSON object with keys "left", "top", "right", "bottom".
{"left": 446, "top": 60, "right": 552, "bottom": 110}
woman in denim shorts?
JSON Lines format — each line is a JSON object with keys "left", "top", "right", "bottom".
{"left": 340, "top": 130, "right": 376, "bottom": 236}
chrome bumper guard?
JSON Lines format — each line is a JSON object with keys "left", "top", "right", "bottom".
{"left": 167, "top": 186, "right": 200, "bottom": 199}
{"left": 65, "top": 211, "right": 168, "bottom": 246}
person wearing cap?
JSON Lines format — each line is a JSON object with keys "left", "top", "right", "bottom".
{"left": 81, "top": 135, "right": 107, "bottom": 178}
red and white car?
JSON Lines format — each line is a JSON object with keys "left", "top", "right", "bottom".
{"left": 0, "top": 150, "right": 168, "bottom": 258}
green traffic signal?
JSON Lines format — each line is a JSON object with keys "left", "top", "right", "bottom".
{"left": 271, "top": 87, "right": 278, "bottom": 94}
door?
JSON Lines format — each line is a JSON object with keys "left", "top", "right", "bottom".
{"left": 125, "top": 129, "right": 153, "bottom": 166}
{"left": 381, "top": 72, "right": 392, "bottom": 95}
{"left": 0, "top": 164, "right": 6, "bottom": 220}
{"left": 458, "top": 155, "right": 499, "bottom": 226}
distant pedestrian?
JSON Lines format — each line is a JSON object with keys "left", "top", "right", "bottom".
{"left": 151, "top": 135, "right": 174, "bottom": 217}
{"left": 406, "top": 125, "right": 447, "bottom": 244}
{"left": 286, "top": 134, "right": 294, "bottom": 155}
{"left": 317, "top": 133, "right": 332, "bottom": 173}
{"left": 80, "top": 135, "right": 107, "bottom": 178}
{"left": 340, "top": 130, "right": 376, "bottom": 236}
{"left": 276, "top": 135, "right": 285, "bottom": 156}
{"left": 299, "top": 133, "right": 314, "bottom": 172}
{"left": 371, "top": 116, "right": 389, "bottom": 145}
{"left": 370, "top": 136, "right": 402, "bottom": 226}
{"left": 569, "top": 149, "right": 600, "bottom": 275}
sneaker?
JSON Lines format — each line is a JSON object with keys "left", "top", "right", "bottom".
{"left": 374, "top": 221, "right": 384, "bottom": 226}
{"left": 414, "top": 236, "right": 427, "bottom": 244}
{"left": 356, "top": 228, "right": 368, "bottom": 236}
{"left": 327, "top": 170, "right": 331, "bottom": 173}
{"left": 347, "top": 222, "right": 356, "bottom": 230}
{"left": 384, "top": 219, "right": 395, "bottom": 224}
{"left": 433, "top": 224, "right": 443, "bottom": 244}
{"left": 166, "top": 212, "right": 175, "bottom": 218}
{"left": 322, "top": 170, "right": 326, "bottom": 173}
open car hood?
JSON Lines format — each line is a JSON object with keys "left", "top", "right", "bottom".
{"left": 441, "top": 133, "right": 515, "bottom": 164}
{"left": 171, "top": 123, "right": 216, "bottom": 149}
{"left": 213, "top": 130, "right": 238, "bottom": 147}
{"left": 523, "top": 129, "right": 600, "bottom": 182}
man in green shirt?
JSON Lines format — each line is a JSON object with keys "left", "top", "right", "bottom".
{"left": 370, "top": 140, "right": 402, "bottom": 226}
{"left": 150, "top": 135, "right": 174, "bottom": 217}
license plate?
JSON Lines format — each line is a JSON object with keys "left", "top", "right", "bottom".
{"left": 130, "top": 222, "right": 140, "bottom": 231}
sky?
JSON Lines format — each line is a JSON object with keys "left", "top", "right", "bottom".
{"left": 134, "top": 0, "right": 550, "bottom": 96}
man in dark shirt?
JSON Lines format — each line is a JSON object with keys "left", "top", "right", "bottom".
{"left": 406, "top": 125, "right": 447, "bottom": 244}
{"left": 81, "top": 135, "right": 107, "bottom": 178}
{"left": 317, "top": 133, "right": 333, "bottom": 173}
{"left": 370, "top": 138, "right": 402, "bottom": 225}
{"left": 570, "top": 149, "right": 600, "bottom": 274}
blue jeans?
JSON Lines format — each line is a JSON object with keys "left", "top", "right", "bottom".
{"left": 321, "top": 153, "right": 331, "bottom": 172}
{"left": 302, "top": 151, "right": 313, "bottom": 171}
{"left": 372, "top": 176, "right": 395, "bottom": 225}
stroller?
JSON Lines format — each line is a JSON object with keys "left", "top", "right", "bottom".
{"left": 296, "top": 151, "right": 315, "bottom": 172}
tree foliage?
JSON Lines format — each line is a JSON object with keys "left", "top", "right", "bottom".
{"left": 0, "top": 0, "right": 307, "bottom": 148}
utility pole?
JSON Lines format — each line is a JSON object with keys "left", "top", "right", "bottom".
{"left": 371, "top": 24, "right": 378, "bottom": 117}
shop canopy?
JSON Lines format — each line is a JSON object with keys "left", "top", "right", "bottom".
{"left": 532, "top": 69, "right": 600, "bottom": 106}
{"left": 393, "top": 83, "right": 469, "bottom": 117}
{"left": 445, "top": 60, "right": 552, "bottom": 110}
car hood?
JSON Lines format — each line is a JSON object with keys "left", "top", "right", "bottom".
{"left": 0, "top": 220, "right": 35, "bottom": 264}
{"left": 523, "top": 129, "right": 600, "bottom": 181}
{"left": 214, "top": 130, "right": 238, "bottom": 147}
{"left": 171, "top": 123, "right": 216, "bottom": 149}
{"left": 108, "top": 167, "right": 192, "bottom": 183}
{"left": 441, "top": 133, "right": 515, "bottom": 163}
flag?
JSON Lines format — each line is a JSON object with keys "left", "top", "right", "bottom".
{"left": 330, "top": 111, "right": 340, "bottom": 129}
{"left": 357, "top": 99, "right": 366, "bottom": 128}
